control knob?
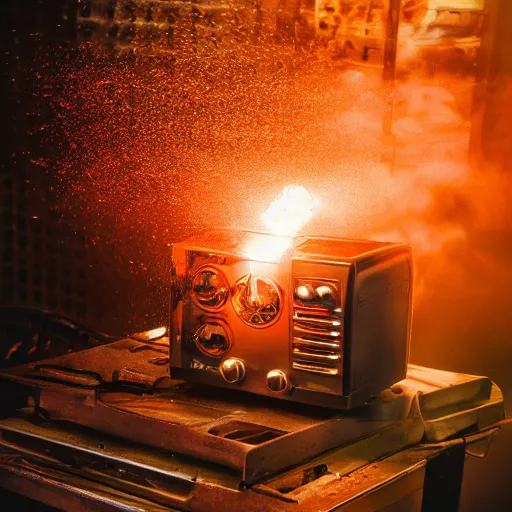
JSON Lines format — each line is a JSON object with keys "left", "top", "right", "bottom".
{"left": 220, "top": 358, "right": 246, "bottom": 384}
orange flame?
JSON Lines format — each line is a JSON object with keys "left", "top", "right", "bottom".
{"left": 262, "top": 185, "right": 318, "bottom": 237}
{"left": 246, "top": 185, "right": 317, "bottom": 262}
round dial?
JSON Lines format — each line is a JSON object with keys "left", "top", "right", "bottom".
{"left": 191, "top": 267, "right": 229, "bottom": 310}
{"left": 232, "top": 274, "right": 281, "bottom": 327}
{"left": 193, "top": 322, "right": 232, "bottom": 357}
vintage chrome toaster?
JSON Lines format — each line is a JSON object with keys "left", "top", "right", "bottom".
{"left": 170, "top": 229, "right": 413, "bottom": 409}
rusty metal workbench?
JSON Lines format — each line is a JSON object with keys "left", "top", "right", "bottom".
{"left": 0, "top": 429, "right": 481, "bottom": 512}
{"left": 0, "top": 339, "right": 506, "bottom": 512}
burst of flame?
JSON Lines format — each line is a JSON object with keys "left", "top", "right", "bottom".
{"left": 246, "top": 185, "right": 317, "bottom": 262}
{"left": 262, "top": 185, "right": 317, "bottom": 237}
{"left": 245, "top": 233, "right": 294, "bottom": 263}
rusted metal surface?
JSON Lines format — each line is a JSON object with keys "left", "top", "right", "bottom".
{"left": 0, "top": 342, "right": 505, "bottom": 487}
{"left": 0, "top": 339, "right": 505, "bottom": 509}
{"left": 2, "top": 340, "right": 503, "bottom": 483}
{"left": 0, "top": 456, "right": 176, "bottom": 512}
{"left": 0, "top": 373, "right": 420, "bottom": 482}
{"left": 0, "top": 422, "right": 493, "bottom": 512}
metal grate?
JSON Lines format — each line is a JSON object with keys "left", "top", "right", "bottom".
{"left": 74, "top": 0, "right": 321, "bottom": 55}
{"left": 1, "top": 0, "right": 107, "bottom": 330}
{"left": 0, "top": 169, "right": 100, "bottom": 325}
{"left": 292, "top": 305, "right": 343, "bottom": 376}
{"left": 77, "top": 0, "right": 270, "bottom": 54}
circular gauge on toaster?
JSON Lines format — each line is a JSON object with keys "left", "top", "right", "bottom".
{"left": 193, "top": 321, "right": 232, "bottom": 358}
{"left": 232, "top": 274, "right": 282, "bottom": 327}
{"left": 191, "top": 266, "right": 229, "bottom": 310}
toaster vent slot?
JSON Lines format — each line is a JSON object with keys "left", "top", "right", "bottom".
{"left": 292, "top": 308, "right": 342, "bottom": 376}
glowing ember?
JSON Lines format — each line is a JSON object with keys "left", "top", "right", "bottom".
{"left": 130, "top": 326, "right": 167, "bottom": 341}
{"left": 246, "top": 185, "right": 317, "bottom": 262}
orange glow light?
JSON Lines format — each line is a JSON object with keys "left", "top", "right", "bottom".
{"left": 246, "top": 185, "right": 317, "bottom": 262}
{"left": 262, "top": 185, "right": 317, "bottom": 237}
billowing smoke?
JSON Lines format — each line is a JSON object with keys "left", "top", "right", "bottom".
{"left": 30, "top": 12, "right": 510, "bottom": 330}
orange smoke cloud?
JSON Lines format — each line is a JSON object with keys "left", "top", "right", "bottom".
{"left": 37, "top": 25, "right": 509, "bottom": 324}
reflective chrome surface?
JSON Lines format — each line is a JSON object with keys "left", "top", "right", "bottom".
{"left": 266, "top": 369, "right": 289, "bottom": 394}
{"left": 170, "top": 229, "right": 412, "bottom": 409}
{"left": 292, "top": 278, "right": 343, "bottom": 377}
{"left": 293, "top": 279, "right": 339, "bottom": 312}
{"left": 193, "top": 322, "right": 232, "bottom": 357}
{"left": 219, "top": 358, "right": 246, "bottom": 383}
{"left": 232, "top": 274, "right": 281, "bottom": 327}
{"left": 192, "top": 267, "right": 229, "bottom": 310}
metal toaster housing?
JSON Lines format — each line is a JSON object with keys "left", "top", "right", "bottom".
{"left": 169, "top": 229, "right": 413, "bottom": 409}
